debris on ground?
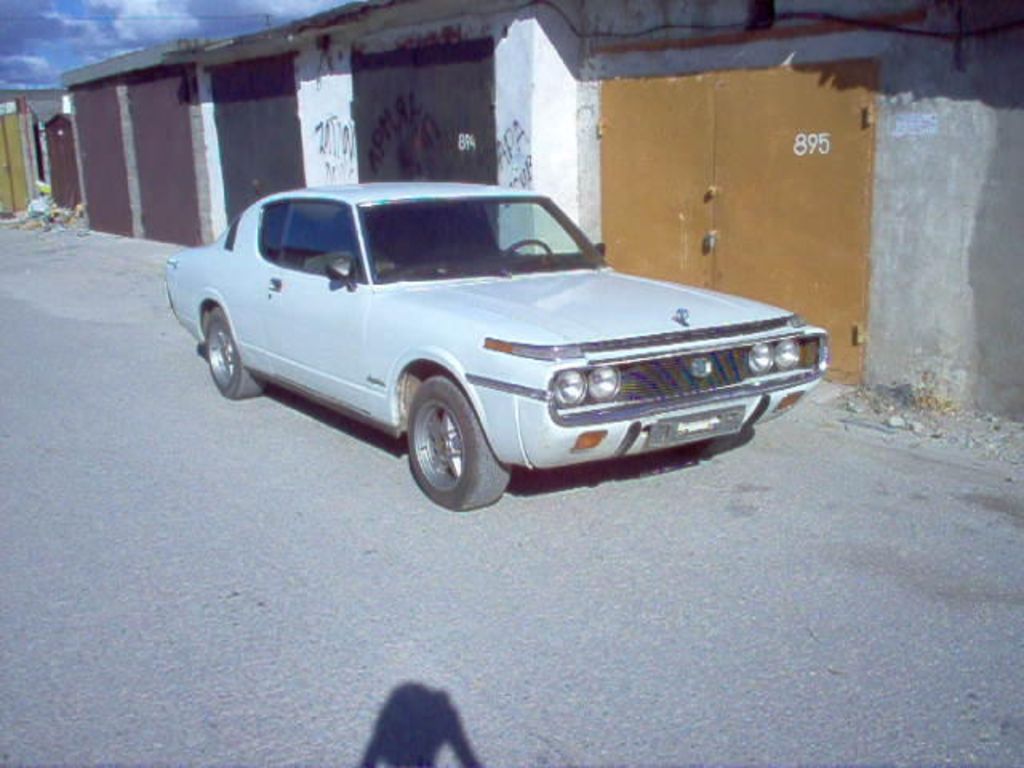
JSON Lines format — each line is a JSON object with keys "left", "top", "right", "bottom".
{"left": 0, "top": 198, "right": 86, "bottom": 232}
{"left": 836, "top": 385, "right": 1024, "bottom": 465}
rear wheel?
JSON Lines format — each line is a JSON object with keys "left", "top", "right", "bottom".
{"left": 203, "top": 307, "right": 263, "bottom": 400}
{"left": 408, "top": 377, "right": 510, "bottom": 511}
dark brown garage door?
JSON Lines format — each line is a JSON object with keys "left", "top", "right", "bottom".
{"left": 128, "top": 66, "right": 202, "bottom": 246}
{"left": 352, "top": 39, "right": 497, "bottom": 183}
{"left": 72, "top": 82, "right": 133, "bottom": 237}
{"left": 210, "top": 54, "right": 305, "bottom": 222}
{"left": 44, "top": 116, "right": 82, "bottom": 210}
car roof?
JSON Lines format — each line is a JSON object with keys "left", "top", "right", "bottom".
{"left": 261, "top": 182, "right": 542, "bottom": 207}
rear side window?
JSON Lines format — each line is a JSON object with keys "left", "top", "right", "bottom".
{"left": 260, "top": 203, "right": 289, "bottom": 262}
{"left": 260, "top": 200, "right": 361, "bottom": 279}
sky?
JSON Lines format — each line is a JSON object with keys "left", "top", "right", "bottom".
{"left": 0, "top": 0, "right": 352, "bottom": 88}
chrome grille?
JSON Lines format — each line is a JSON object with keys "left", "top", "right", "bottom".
{"left": 619, "top": 348, "right": 750, "bottom": 403}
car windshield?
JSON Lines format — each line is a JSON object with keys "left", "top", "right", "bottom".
{"left": 359, "top": 197, "right": 603, "bottom": 284}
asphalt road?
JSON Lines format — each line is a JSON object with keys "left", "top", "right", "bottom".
{"left": 1, "top": 226, "right": 1022, "bottom": 766}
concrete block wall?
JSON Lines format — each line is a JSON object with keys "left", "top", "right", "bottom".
{"left": 851, "top": 10, "right": 1024, "bottom": 415}
{"left": 115, "top": 83, "right": 143, "bottom": 239}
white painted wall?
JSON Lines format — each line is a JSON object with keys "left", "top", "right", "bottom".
{"left": 196, "top": 66, "right": 227, "bottom": 237}
{"left": 530, "top": 11, "right": 580, "bottom": 220}
{"left": 494, "top": 13, "right": 580, "bottom": 219}
{"left": 295, "top": 40, "right": 358, "bottom": 187}
{"left": 495, "top": 18, "right": 534, "bottom": 191}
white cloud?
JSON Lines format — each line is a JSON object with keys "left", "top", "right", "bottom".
{"left": 234, "top": 0, "right": 349, "bottom": 14}
{"left": 84, "top": 0, "right": 201, "bottom": 43}
{"left": 0, "top": 55, "right": 62, "bottom": 88}
{"left": 0, "top": 0, "right": 353, "bottom": 87}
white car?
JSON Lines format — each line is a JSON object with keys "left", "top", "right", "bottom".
{"left": 166, "top": 183, "right": 828, "bottom": 510}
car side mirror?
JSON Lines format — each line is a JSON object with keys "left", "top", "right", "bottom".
{"left": 326, "top": 251, "right": 357, "bottom": 289}
{"left": 595, "top": 242, "right": 607, "bottom": 261}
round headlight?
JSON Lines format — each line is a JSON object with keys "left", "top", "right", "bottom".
{"left": 553, "top": 370, "right": 587, "bottom": 406}
{"left": 588, "top": 366, "right": 620, "bottom": 402}
{"left": 748, "top": 342, "right": 773, "bottom": 375}
{"left": 774, "top": 338, "right": 800, "bottom": 370}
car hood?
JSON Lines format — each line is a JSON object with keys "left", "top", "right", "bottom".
{"left": 387, "top": 269, "right": 790, "bottom": 346}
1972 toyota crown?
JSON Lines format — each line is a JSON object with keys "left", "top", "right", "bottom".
{"left": 166, "top": 183, "right": 828, "bottom": 510}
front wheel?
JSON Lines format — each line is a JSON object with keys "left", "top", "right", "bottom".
{"left": 408, "top": 377, "right": 510, "bottom": 511}
{"left": 203, "top": 307, "right": 263, "bottom": 400}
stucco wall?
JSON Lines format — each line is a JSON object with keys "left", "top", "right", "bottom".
{"left": 295, "top": 40, "right": 358, "bottom": 187}
{"left": 531, "top": 9, "right": 581, "bottom": 221}
{"left": 494, "top": 11, "right": 582, "bottom": 219}
{"left": 495, "top": 18, "right": 535, "bottom": 191}
{"left": 861, "top": 16, "right": 1024, "bottom": 415}
{"left": 197, "top": 67, "right": 228, "bottom": 238}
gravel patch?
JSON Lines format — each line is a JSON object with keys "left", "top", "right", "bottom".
{"left": 833, "top": 384, "right": 1024, "bottom": 466}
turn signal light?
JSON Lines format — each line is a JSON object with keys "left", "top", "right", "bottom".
{"left": 775, "top": 392, "right": 804, "bottom": 413}
{"left": 572, "top": 431, "right": 608, "bottom": 452}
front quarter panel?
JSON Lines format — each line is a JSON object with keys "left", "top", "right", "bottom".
{"left": 360, "top": 289, "right": 556, "bottom": 466}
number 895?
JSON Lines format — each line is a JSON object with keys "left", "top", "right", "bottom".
{"left": 793, "top": 132, "right": 832, "bottom": 156}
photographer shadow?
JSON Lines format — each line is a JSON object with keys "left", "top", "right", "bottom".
{"left": 360, "top": 682, "right": 481, "bottom": 768}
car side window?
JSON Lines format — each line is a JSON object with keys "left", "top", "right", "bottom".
{"left": 280, "top": 200, "right": 361, "bottom": 279}
{"left": 259, "top": 202, "right": 289, "bottom": 263}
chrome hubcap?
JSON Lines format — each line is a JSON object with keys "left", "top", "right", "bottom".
{"left": 413, "top": 402, "right": 464, "bottom": 491}
{"left": 208, "top": 327, "right": 237, "bottom": 388}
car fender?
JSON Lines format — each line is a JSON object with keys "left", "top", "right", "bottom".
{"left": 385, "top": 345, "right": 529, "bottom": 466}
{"left": 389, "top": 345, "right": 496, "bottom": 427}
{"left": 194, "top": 287, "right": 233, "bottom": 340}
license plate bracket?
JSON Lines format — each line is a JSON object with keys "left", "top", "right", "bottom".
{"left": 647, "top": 406, "right": 747, "bottom": 448}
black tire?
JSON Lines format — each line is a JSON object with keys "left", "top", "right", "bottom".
{"left": 202, "top": 307, "right": 263, "bottom": 400}
{"left": 408, "top": 376, "right": 510, "bottom": 511}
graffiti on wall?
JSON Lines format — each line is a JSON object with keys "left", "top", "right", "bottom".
{"left": 314, "top": 114, "right": 357, "bottom": 184}
{"left": 368, "top": 92, "right": 443, "bottom": 177}
{"left": 397, "top": 24, "right": 464, "bottom": 50}
{"left": 497, "top": 119, "right": 532, "bottom": 189}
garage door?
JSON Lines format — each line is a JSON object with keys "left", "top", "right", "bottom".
{"left": 601, "top": 61, "right": 878, "bottom": 383}
{"left": 1, "top": 109, "right": 28, "bottom": 213}
{"left": 128, "top": 67, "right": 202, "bottom": 245}
{"left": 352, "top": 39, "right": 497, "bottom": 183}
{"left": 72, "top": 82, "right": 134, "bottom": 237}
{"left": 45, "top": 116, "right": 82, "bottom": 210}
{"left": 211, "top": 54, "right": 306, "bottom": 223}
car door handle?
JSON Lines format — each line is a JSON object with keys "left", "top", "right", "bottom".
{"left": 269, "top": 278, "right": 283, "bottom": 293}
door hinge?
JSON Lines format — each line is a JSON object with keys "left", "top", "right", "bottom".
{"left": 852, "top": 323, "right": 868, "bottom": 346}
{"left": 861, "top": 103, "right": 876, "bottom": 129}
{"left": 597, "top": 119, "right": 607, "bottom": 139}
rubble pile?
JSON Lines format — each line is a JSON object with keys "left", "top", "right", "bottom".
{"left": 839, "top": 385, "right": 1024, "bottom": 465}
{"left": 0, "top": 195, "right": 86, "bottom": 233}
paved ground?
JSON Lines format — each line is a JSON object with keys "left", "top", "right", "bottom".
{"left": 1, "top": 226, "right": 1022, "bottom": 766}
